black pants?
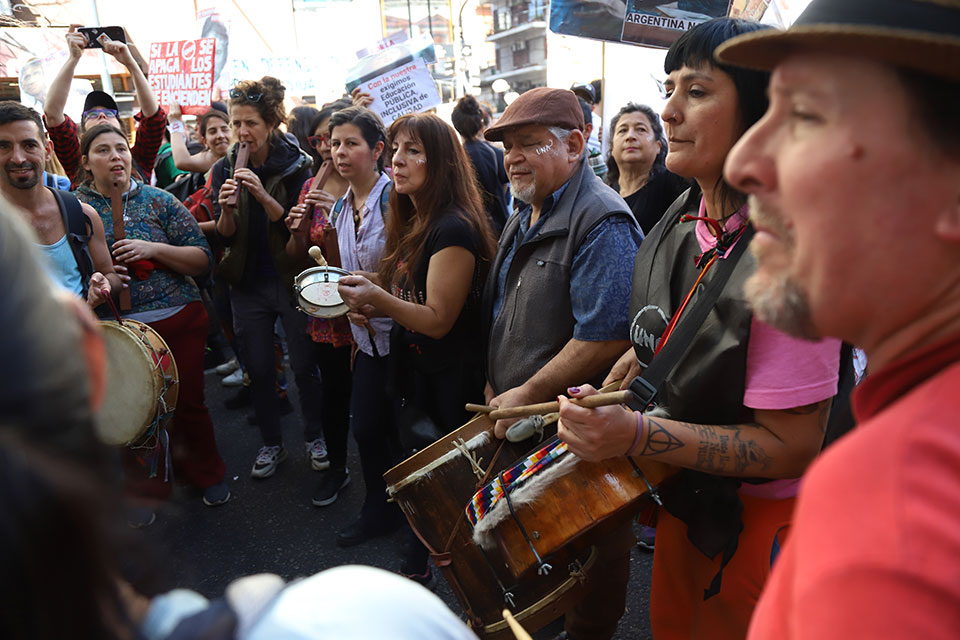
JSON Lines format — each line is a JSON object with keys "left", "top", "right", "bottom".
{"left": 351, "top": 351, "right": 401, "bottom": 521}
{"left": 312, "top": 341, "right": 352, "bottom": 470}
{"left": 230, "top": 278, "right": 323, "bottom": 447}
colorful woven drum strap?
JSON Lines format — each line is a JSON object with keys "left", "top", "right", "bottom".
{"left": 466, "top": 438, "right": 569, "bottom": 527}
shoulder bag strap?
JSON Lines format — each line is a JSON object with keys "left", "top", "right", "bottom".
{"left": 627, "top": 225, "right": 756, "bottom": 410}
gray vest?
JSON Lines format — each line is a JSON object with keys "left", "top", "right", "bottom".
{"left": 484, "top": 157, "right": 636, "bottom": 394}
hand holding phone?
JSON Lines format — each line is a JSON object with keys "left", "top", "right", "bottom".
{"left": 77, "top": 26, "right": 126, "bottom": 49}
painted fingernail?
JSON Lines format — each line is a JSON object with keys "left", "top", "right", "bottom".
{"left": 567, "top": 386, "right": 581, "bottom": 395}
{"left": 557, "top": 395, "right": 564, "bottom": 403}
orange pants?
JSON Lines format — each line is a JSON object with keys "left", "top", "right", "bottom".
{"left": 650, "top": 492, "right": 796, "bottom": 640}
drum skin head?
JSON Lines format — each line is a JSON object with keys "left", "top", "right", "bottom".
{"left": 301, "top": 281, "right": 341, "bottom": 307}
{"left": 95, "top": 322, "right": 162, "bottom": 445}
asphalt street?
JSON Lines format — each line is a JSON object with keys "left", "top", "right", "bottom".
{"left": 142, "top": 365, "right": 654, "bottom": 639}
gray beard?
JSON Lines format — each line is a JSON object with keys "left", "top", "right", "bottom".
{"left": 744, "top": 268, "right": 821, "bottom": 341}
{"left": 510, "top": 180, "right": 535, "bottom": 203}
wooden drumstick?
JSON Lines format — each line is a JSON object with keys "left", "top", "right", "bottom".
{"left": 225, "top": 141, "right": 249, "bottom": 206}
{"left": 472, "top": 389, "right": 636, "bottom": 422}
{"left": 290, "top": 160, "right": 333, "bottom": 232}
{"left": 502, "top": 609, "right": 533, "bottom": 640}
{"left": 307, "top": 245, "right": 327, "bottom": 267}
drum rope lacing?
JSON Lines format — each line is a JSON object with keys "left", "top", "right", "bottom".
{"left": 127, "top": 324, "right": 176, "bottom": 479}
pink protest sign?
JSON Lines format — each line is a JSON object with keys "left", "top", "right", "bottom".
{"left": 148, "top": 38, "right": 215, "bottom": 115}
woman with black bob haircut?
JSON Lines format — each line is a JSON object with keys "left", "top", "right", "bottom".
{"left": 451, "top": 94, "right": 509, "bottom": 235}
{"left": 321, "top": 106, "right": 405, "bottom": 547}
{"left": 338, "top": 112, "right": 495, "bottom": 582}
{"left": 555, "top": 17, "right": 845, "bottom": 640}
{"left": 212, "top": 76, "right": 325, "bottom": 481}
{"left": 604, "top": 102, "right": 688, "bottom": 235}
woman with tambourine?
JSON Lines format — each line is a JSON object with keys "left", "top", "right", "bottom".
{"left": 337, "top": 113, "right": 495, "bottom": 583}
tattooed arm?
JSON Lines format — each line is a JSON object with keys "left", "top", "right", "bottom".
{"left": 557, "top": 385, "right": 831, "bottom": 479}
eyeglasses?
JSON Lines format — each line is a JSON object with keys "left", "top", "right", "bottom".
{"left": 307, "top": 134, "right": 329, "bottom": 149}
{"left": 229, "top": 88, "right": 263, "bottom": 102}
{"left": 82, "top": 108, "right": 118, "bottom": 121}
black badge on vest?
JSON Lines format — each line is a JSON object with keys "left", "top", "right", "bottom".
{"left": 630, "top": 304, "right": 668, "bottom": 368}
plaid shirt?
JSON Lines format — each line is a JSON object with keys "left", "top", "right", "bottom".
{"left": 45, "top": 106, "right": 168, "bottom": 188}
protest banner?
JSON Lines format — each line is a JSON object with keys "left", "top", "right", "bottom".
{"left": 345, "top": 33, "right": 441, "bottom": 126}
{"left": 0, "top": 27, "right": 112, "bottom": 116}
{"left": 621, "top": 1, "right": 730, "bottom": 48}
{"left": 347, "top": 56, "right": 441, "bottom": 125}
{"left": 148, "top": 38, "right": 215, "bottom": 115}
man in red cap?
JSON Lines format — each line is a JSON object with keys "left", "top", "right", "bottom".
{"left": 481, "top": 87, "right": 643, "bottom": 639}
{"left": 717, "top": 0, "right": 960, "bottom": 636}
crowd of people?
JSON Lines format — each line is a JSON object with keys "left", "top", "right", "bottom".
{"left": 3, "top": 0, "right": 960, "bottom": 638}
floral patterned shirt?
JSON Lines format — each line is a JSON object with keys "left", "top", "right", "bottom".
{"left": 75, "top": 180, "right": 213, "bottom": 314}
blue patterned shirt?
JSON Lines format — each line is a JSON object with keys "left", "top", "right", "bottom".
{"left": 493, "top": 181, "right": 643, "bottom": 341}
{"left": 75, "top": 181, "right": 213, "bottom": 314}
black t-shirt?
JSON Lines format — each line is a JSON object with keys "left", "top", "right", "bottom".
{"left": 391, "top": 211, "right": 485, "bottom": 371}
{"left": 623, "top": 170, "right": 690, "bottom": 236}
{"left": 463, "top": 139, "right": 509, "bottom": 236}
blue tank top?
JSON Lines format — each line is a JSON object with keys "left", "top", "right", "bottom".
{"left": 39, "top": 234, "right": 83, "bottom": 297}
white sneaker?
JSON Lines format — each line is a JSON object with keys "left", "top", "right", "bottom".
{"left": 215, "top": 357, "right": 240, "bottom": 376}
{"left": 305, "top": 438, "right": 330, "bottom": 471}
{"left": 251, "top": 446, "right": 287, "bottom": 478}
{"left": 222, "top": 368, "right": 245, "bottom": 387}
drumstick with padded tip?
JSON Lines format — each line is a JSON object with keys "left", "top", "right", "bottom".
{"left": 308, "top": 245, "right": 327, "bottom": 267}
{"left": 471, "top": 389, "right": 636, "bottom": 422}
{"left": 502, "top": 609, "right": 533, "bottom": 640}
{"left": 320, "top": 247, "right": 380, "bottom": 346}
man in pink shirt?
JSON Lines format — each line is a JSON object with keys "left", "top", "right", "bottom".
{"left": 717, "top": 0, "right": 960, "bottom": 637}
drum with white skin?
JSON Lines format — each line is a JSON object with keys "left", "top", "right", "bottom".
{"left": 94, "top": 320, "right": 178, "bottom": 446}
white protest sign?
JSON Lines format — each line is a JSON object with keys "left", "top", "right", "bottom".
{"left": 353, "top": 56, "right": 441, "bottom": 125}
{"left": 148, "top": 38, "right": 216, "bottom": 115}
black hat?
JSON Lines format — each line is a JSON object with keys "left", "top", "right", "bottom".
{"left": 83, "top": 90, "right": 119, "bottom": 113}
{"left": 570, "top": 82, "right": 597, "bottom": 104}
{"left": 716, "top": 0, "right": 960, "bottom": 81}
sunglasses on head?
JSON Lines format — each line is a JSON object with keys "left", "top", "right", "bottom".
{"left": 229, "top": 88, "right": 263, "bottom": 102}
{"left": 82, "top": 108, "right": 118, "bottom": 121}
{"left": 307, "top": 134, "right": 329, "bottom": 149}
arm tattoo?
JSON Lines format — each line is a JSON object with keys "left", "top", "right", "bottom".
{"left": 637, "top": 417, "right": 685, "bottom": 456}
{"left": 688, "top": 422, "right": 773, "bottom": 474}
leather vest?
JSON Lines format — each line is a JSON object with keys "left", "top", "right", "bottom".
{"left": 630, "top": 187, "right": 758, "bottom": 578}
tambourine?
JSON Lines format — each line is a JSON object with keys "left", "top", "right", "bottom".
{"left": 293, "top": 265, "right": 351, "bottom": 318}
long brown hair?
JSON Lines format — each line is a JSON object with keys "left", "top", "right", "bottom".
{"left": 378, "top": 113, "right": 495, "bottom": 292}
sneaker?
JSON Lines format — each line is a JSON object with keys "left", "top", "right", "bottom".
{"left": 312, "top": 468, "right": 350, "bottom": 506}
{"left": 637, "top": 524, "right": 656, "bottom": 552}
{"left": 202, "top": 481, "right": 231, "bottom": 506}
{"left": 222, "top": 368, "right": 245, "bottom": 387}
{"left": 215, "top": 357, "right": 240, "bottom": 376}
{"left": 224, "top": 386, "right": 251, "bottom": 410}
{"left": 305, "top": 437, "right": 330, "bottom": 471}
{"left": 127, "top": 505, "right": 156, "bottom": 528}
{"left": 251, "top": 445, "right": 287, "bottom": 479}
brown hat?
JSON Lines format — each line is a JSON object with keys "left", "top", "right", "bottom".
{"left": 484, "top": 87, "right": 585, "bottom": 142}
{"left": 716, "top": 0, "right": 960, "bottom": 82}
